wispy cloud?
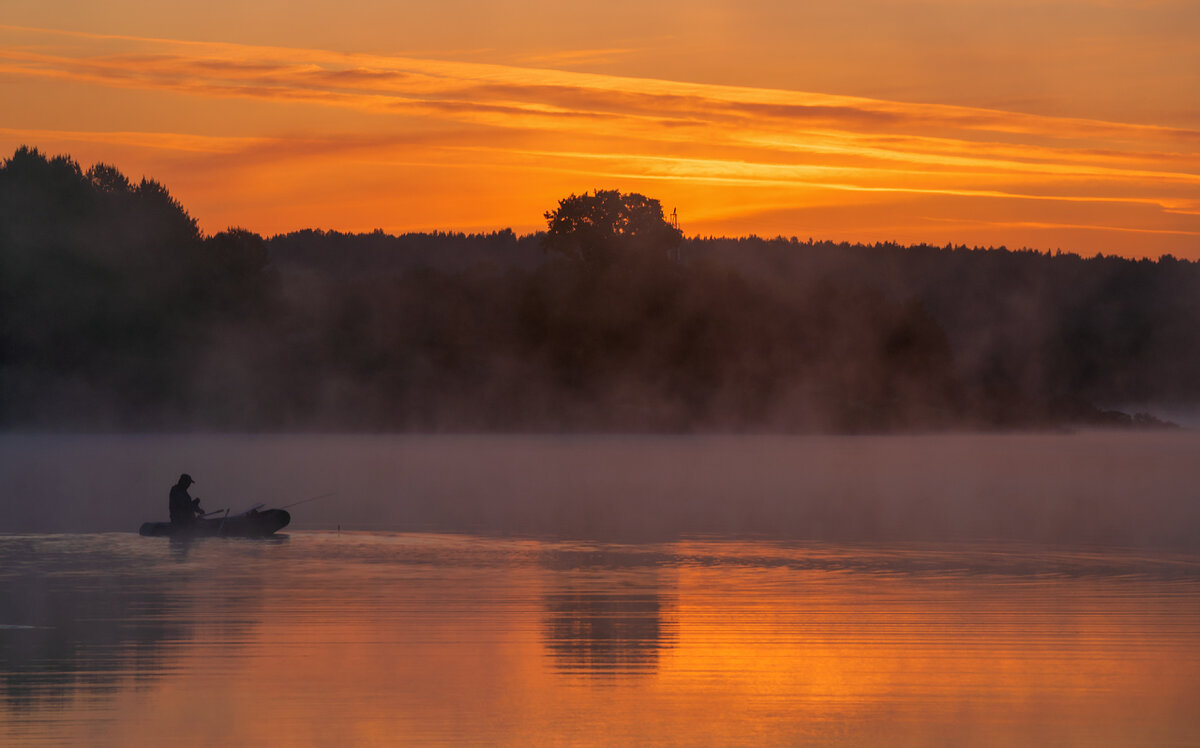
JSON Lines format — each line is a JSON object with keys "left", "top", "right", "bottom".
{"left": 0, "top": 126, "right": 264, "bottom": 153}
{"left": 513, "top": 48, "right": 640, "bottom": 68}
{"left": 1, "top": 23, "right": 1197, "bottom": 254}
{"left": 4, "top": 23, "right": 1197, "bottom": 144}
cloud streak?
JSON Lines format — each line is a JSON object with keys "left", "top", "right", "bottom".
{"left": 1, "top": 23, "right": 1197, "bottom": 255}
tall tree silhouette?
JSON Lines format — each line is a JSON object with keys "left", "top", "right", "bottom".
{"left": 0, "top": 147, "right": 273, "bottom": 425}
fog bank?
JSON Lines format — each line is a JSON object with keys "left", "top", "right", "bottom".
{"left": 2, "top": 431, "right": 1197, "bottom": 550}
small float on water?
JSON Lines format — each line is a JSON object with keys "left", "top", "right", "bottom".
{"left": 139, "top": 504, "right": 291, "bottom": 538}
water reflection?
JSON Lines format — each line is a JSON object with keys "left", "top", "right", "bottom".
{"left": 0, "top": 535, "right": 269, "bottom": 711}
{"left": 543, "top": 589, "right": 673, "bottom": 675}
{"left": 167, "top": 531, "right": 289, "bottom": 560}
{"left": 0, "top": 581, "right": 188, "bottom": 707}
{"left": 537, "top": 545, "right": 676, "bottom": 676}
{"left": 3, "top": 533, "right": 1200, "bottom": 747}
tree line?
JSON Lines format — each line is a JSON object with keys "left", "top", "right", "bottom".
{"left": 0, "top": 148, "right": 1189, "bottom": 431}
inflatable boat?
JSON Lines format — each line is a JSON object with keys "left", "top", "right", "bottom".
{"left": 139, "top": 507, "right": 291, "bottom": 537}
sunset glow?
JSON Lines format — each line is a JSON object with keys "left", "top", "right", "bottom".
{"left": 3, "top": 1, "right": 1198, "bottom": 257}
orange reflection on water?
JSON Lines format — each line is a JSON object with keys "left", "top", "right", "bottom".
{"left": 2, "top": 535, "right": 1199, "bottom": 747}
{"left": 655, "top": 550, "right": 1200, "bottom": 746}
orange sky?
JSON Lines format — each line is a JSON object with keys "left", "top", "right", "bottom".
{"left": 2, "top": 2, "right": 1198, "bottom": 258}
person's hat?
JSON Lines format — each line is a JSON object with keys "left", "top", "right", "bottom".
{"left": 180, "top": 473, "right": 194, "bottom": 485}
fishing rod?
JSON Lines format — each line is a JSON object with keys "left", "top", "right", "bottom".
{"left": 279, "top": 492, "right": 337, "bottom": 510}
{"left": 196, "top": 492, "right": 333, "bottom": 517}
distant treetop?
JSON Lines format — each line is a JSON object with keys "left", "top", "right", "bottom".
{"left": 542, "top": 189, "right": 683, "bottom": 266}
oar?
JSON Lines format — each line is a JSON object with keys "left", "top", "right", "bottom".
{"left": 199, "top": 509, "right": 227, "bottom": 518}
{"left": 279, "top": 492, "right": 336, "bottom": 510}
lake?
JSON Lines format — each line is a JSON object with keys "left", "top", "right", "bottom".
{"left": 2, "top": 432, "right": 1199, "bottom": 745}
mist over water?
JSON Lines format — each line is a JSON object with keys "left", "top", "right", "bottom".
{"left": 2, "top": 430, "right": 1198, "bottom": 549}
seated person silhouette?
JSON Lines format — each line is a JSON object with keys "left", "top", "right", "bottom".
{"left": 169, "top": 473, "right": 204, "bottom": 525}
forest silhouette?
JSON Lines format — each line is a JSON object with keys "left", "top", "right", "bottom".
{"left": 0, "top": 147, "right": 1191, "bottom": 431}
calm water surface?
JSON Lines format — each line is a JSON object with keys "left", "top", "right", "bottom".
{"left": 2, "top": 532, "right": 1199, "bottom": 747}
